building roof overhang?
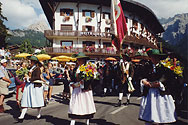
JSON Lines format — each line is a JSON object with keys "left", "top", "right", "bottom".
{"left": 39, "top": 0, "right": 164, "bottom": 34}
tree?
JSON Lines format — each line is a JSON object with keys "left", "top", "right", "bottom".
{"left": 0, "top": 2, "right": 8, "bottom": 48}
{"left": 19, "top": 39, "right": 34, "bottom": 53}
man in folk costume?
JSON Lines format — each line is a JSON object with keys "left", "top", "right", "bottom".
{"left": 115, "top": 53, "right": 135, "bottom": 107}
{"left": 139, "top": 49, "right": 176, "bottom": 124}
{"left": 0, "top": 59, "right": 11, "bottom": 113}
{"left": 102, "top": 59, "right": 113, "bottom": 96}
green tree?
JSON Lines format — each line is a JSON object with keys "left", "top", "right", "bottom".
{"left": 19, "top": 39, "right": 34, "bottom": 53}
{"left": 0, "top": 2, "right": 8, "bottom": 48}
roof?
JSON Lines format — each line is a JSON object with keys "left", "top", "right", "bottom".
{"left": 39, "top": 0, "right": 164, "bottom": 34}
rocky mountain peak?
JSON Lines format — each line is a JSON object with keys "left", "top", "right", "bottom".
{"left": 160, "top": 13, "right": 188, "bottom": 45}
{"left": 27, "top": 21, "right": 50, "bottom": 33}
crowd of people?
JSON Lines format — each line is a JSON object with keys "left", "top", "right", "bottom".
{"left": 0, "top": 49, "right": 187, "bottom": 125}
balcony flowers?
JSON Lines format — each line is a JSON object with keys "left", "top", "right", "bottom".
{"left": 85, "top": 16, "right": 92, "bottom": 23}
{"left": 63, "top": 15, "right": 70, "bottom": 22}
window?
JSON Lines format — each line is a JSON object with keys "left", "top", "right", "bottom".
{"left": 61, "top": 24, "right": 72, "bottom": 31}
{"left": 103, "top": 12, "right": 110, "bottom": 19}
{"left": 61, "top": 41, "right": 73, "bottom": 47}
{"left": 133, "top": 20, "right": 138, "bottom": 27}
{"left": 82, "top": 10, "right": 95, "bottom": 18}
{"left": 83, "top": 41, "right": 94, "bottom": 46}
{"left": 125, "top": 16, "right": 128, "bottom": 23}
{"left": 60, "top": 8, "right": 73, "bottom": 16}
{"left": 105, "top": 27, "right": 110, "bottom": 33}
{"left": 103, "top": 42, "right": 111, "bottom": 48}
{"left": 86, "top": 26, "right": 92, "bottom": 31}
{"left": 133, "top": 20, "right": 138, "bottom": 30}
{"left": 82, "top": 25, "right": 95, "bottom": 32}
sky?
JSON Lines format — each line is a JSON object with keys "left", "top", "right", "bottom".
{"left": 0, "top": 0, "right": 188, "bottom": 29}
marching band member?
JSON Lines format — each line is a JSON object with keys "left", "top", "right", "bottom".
{"left": 115, "top": 53, "right": 135, "bottom": 107}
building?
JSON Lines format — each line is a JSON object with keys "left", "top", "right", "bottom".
{"left": 39, "top": 0, "right": 164, "bottom": 59}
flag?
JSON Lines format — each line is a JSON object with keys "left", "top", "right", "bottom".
{"left": 111, "top": 0, "right": 127, "bottom": 51}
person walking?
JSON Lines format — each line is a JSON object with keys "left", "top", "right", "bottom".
{"left": 68, "top": 52, "right": 96, "bottom": 125}
{"left": 41, "top": 65, "right": 50, "bottom": 105}
{"left": 139, "top": 49, "right": 176, "bottom": 124}
{"left": 17, "top": 56, "right": 44, "bottom": 122}
{"left": 62, "top": 66, "right": 71, "bottom": 99}
{"left": 115, "top": 54, "right": 135, "bottom": 107}
{"left": 15, "top": 62, "right": 28, "bottom": 108}
{"left": 47, "top": 62, "right": 55, "bottom": 102}
{"left": 0, "top": 59, "right": 11, "bottom": 113}
{"left": 102, "top": 60, "right": 113, "bottom": 96}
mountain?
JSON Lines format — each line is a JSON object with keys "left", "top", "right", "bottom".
{"left": 6, "top": 21, "right": 50, "bottom": 47}
{"left": 27, "top": 21, "right": 49, "bottom": 33}
{"left": 159, "top": 13, "right": 188, "bottom": 62}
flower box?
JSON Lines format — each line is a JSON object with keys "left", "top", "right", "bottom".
{"left": 63, "top": 16, "right": 70, "bottom": 22}
{"left": 85, "top": 17, "right": 92, "bottom": 23}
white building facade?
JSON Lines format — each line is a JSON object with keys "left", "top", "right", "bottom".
{"left": 40, "top": 0, "right": 164, "bottom": 58}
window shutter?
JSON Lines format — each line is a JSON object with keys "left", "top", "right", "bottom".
{"left": 82, "top": 26, "right": 86, "bottom": 31}
{"left": 82, "top": 11, "right": 85, "bottom": 17}
{"left": 60, "top": 25, "right": 72, "bottom": 31}
{"left": 91, "top": 11, "right": 95, "bottom": 18}
{"left": 103, "top": 13, "right": 105, "bottom": 19}
{"left": 70, "top": 11, "right": 73, "bottom": 16}
{"left": 92, "top": 26, "right": 95, "bottom": 32}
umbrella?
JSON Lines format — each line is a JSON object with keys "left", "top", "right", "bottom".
{"left": 131, "top": 59, "right": 141, "bottom": 63}
{"left": 52, "top": 55, "right": 76, "bottom": 62}
{"left": 36, "top": 54, "right": 51, "bottom": 61}
{"left": 105, "top": 57, "right": 117, "bottom": 61}
{"left": 58, "top": 58, "right": 71, "bottom": 62}
{"left": 15, "top": 53, "right": 32, "bottom": 58}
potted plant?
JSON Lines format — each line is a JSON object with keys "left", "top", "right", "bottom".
{"left": 85, "top": 17, "right": 92, "bottom": 23}
{"left": 63, "top": 15, "right": 70, "bottom": 22}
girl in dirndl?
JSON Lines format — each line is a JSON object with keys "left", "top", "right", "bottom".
{"left": 68, "top": 52, "right": 96, "bottom": 125}
{"left": 139, "top": 49, "right": 176, "bottom": 125}
{"left": 17, "top": 56, "right": 44, "bottom": 122}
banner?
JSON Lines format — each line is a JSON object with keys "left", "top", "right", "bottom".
{"left": 111, "top": 0, "right": 127, "bottom": 51}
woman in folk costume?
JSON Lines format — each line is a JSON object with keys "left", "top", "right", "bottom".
{"left": 68, "top": 52, "right": 96, "bottom": 125}
{"left": 17, "top": 56, "right": 44, "bottom": 122}
{"left": 0, "top": 59, "right": 11, "bottom": 113}
{"left": 139, "top": 49, "right": 176, "bottom": 124}
{"left": 115, "top": 53, "right": 135, "bottom": 107}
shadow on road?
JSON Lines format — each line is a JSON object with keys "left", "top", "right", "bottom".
{"left": 129, "top": 102, "right": 140, "bottom": 107}
{"left": 52, "top": 94, "right": 70, "bottom": 105}
{"left": 173, "top": 119, "right": 188, "bottom": 125}
{"left": 41, "top": 115, "right": 83, "bottom": 125}
{"left": 4, "top": 100, "right": 20, "bottom": 118}
{"left": 42, "top": 115, "right": 119, "bottom": 125}
{"left": 94, "top": 100, "right": 115, "bottom": 106}
{"left": 90, "top": 119, "right": 119, "bottom": 125}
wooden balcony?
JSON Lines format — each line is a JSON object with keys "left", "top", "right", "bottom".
{"left": 45, "top": 47, "right": 119, "bottom": 57}
{"left": 44, "top": 30, "right": 111, "bottom": 40}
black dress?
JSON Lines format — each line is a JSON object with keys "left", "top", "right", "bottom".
{"left": 63, "top": 70, "right": 70, "bottom": 93}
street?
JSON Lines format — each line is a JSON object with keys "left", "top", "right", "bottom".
{"left": 0, "top": 84, "right": 187, "bottom": 125}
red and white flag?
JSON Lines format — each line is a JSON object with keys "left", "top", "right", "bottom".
{"left": 111, "top": 0, "right": 127, "bottom": 51}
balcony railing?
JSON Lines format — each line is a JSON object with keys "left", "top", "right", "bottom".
{"left": 44, "top": 30, "right": 111, "bottom": 39}
{"left": 45, "top": 47, "right": 117, "bottom": 55}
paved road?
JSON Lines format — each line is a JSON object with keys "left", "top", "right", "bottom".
{"left": 0, "top": 84, "right": 188, "bottom": 125}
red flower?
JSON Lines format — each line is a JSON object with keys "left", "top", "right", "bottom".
{"left": 170, "top": 66, "right": 175, "bottom": 70}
